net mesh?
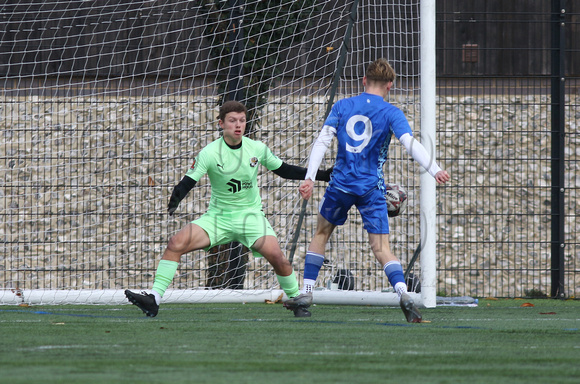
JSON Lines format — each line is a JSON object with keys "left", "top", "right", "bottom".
{"left": 1, "top": 0, "right": 422, "bottom": 303}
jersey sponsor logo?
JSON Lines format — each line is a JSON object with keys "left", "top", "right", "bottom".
{"left": 250, "top": 157, "right": 258, "bottom": 167}
{"left": 226, "top": 179, "right": 242, "bottom": 193}
{"left": 226, "top": 178, "right": 252, "bottom": 193}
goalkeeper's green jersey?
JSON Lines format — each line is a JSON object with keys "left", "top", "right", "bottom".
{"left": 185, "top": 136, "right": 283, "bottom": 212}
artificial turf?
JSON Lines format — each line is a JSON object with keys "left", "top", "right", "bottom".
{"left": 0, "top": 298, "right": 578, "bottom": 384}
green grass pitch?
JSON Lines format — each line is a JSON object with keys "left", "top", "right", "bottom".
{"left": 0, "top": 299, "right": 578, "bottom": 384}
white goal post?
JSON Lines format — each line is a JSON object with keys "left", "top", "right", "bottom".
{"left": 0, "top": 0, "right": 437, "bottom": 307}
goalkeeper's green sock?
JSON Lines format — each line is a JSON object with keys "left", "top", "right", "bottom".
{"left": 151, "top": 259, "right": 179, "bottom": 303}
{"left": 277, "top": 271, "right": 300, "bottom": 298}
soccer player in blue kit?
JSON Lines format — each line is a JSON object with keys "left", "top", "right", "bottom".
{"left": 284, "top": 59, "right": 450, "bottom": 322}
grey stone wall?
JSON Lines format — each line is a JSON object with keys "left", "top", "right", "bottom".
{"left": 1, "top": 95, "right": 578, "bottom": 298}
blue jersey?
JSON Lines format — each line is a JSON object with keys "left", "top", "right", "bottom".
{"left": 325, "top": 92, "right": 413, "bottom": 196}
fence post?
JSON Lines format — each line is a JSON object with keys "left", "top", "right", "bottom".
{"left": 550, "top": 0, "right": 566, "bottom": 299}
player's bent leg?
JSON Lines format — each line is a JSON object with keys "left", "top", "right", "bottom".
{"left": 301, "top": 214, "right": 336, "bottom": 295}
{"left": 309, "top": 213, "right": 336, "bottom": 255}
{"left": 302, "top": 251, "right": 325, "bottom": 293}
{"left": 252, "top": 235, "right": 311, "bottom": 317}
{"left": 368, "top": 233, "right": 397, "bottom": 266}
{"left": 126, "top": 223, "right": 211, "bottom": 317}
{"left": 251, "top": 235, "right": 292, "bottom": 276}
{"left": 368, "top": 233, "right": 421, "bottom": 322}
{"left": 370, "top": 233, "right": 406, "bottom": 296}
{"left": 164, "top": 223, "right": 211, "bottom": 262}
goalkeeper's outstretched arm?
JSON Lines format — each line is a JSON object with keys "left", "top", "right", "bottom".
{"left": 167, "top": 176, "right": 196, "bottom": 215}
{"left": 272, "top": 162, "right": 333, "bottom": 182}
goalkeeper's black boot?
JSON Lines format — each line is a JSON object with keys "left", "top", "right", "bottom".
{"left": 400, "top": 292, "right": 422, "bottom": 323}
{"left": 125, "top": 290, "right": 159, "bottom": 317}
{"left": 283, "top": 292, "right": 312, "bottom": 318}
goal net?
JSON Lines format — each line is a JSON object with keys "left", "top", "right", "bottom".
{"left": 1, "top": 0, "right": 429, "bottom": 306}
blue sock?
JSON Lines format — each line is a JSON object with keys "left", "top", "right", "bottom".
{"left": 303, "top": 251, "right": 325, "bottom": 281}
{"left": 383, "top": 261, "right": 406, "bottom": 289}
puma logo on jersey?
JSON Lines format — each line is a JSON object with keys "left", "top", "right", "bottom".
{"left": 217, "top": 163, "right": 224, "bottom": 170}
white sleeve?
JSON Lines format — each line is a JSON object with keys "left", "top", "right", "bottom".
{"left": 305, "top": 125, "right": 336, "bottom": 181}
{"left": 399, "top": 133, "right": 442, "bottom": 177}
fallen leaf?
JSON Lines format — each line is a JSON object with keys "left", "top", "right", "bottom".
{"left": 520, "top": 302, "right": 535, "bottom": 307}
{"left": 265, "top": 293, "right": 284, "bottom": 304}
{"left": 539, "top": 312, "right": 557, "bottom": 315}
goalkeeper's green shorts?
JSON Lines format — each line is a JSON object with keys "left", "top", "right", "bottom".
{"left": 192, "top": 208, "right": 277, "bottom": 257}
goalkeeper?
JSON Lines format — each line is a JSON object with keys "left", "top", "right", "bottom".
{"left": 125, "top": 100, "right": 332, "bottom": 317}
{"left": 286, "top": 59, "right": 450, "bottom": 322}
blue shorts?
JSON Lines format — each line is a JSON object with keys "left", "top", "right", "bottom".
{"left": 319, "top": 185, "right": 390, "bottom": 234}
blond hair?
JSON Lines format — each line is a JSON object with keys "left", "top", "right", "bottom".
{"left": 365, "top": 58, "right": 396, "bottom": 84}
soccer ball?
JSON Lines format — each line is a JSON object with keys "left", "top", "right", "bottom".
{"left": 385, "top": 183, "right": 407, "bottom": 217}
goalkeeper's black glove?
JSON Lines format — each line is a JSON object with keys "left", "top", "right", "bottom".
{"left": 167, "top": 191, "right": 181, "bottom": 216}
{"left": 317, "top": 166, "right": 334, "bottom": 182}
{"left": 272, "top": 162, "right": 334, "bottom": 182}
{"left": 167, "top": 176, "right": 196, "bottom": 215}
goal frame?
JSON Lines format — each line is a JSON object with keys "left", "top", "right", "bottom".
{"left": 0, "top": 0, "right": 437, "bottom": 308}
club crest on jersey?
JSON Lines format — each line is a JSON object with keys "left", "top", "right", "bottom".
{"left": 250, "top": 157, "right": 258, "bottom": 167}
